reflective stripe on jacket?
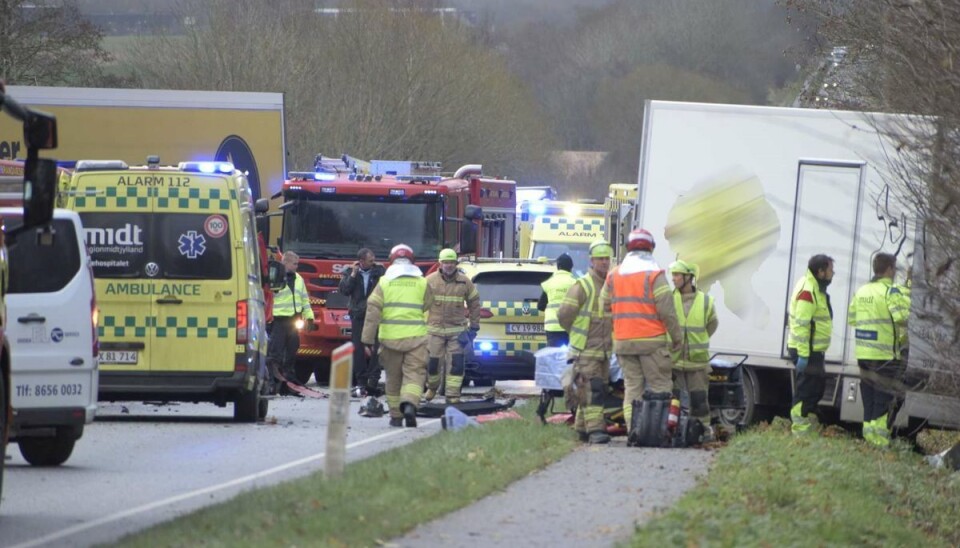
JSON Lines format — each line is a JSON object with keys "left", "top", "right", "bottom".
{"left": 541, "top": 270, "right": 576, "bottom": 333}
{"left": 788, "top": 269, "right": 833, "bottom": 358}
{"left": 671, "top": 290, "right": 715, "bottom": 367}
{"left": 557, "top": 269, "right": 611, "bottom": 359}
{"left": 847, "top": 277, "right": 909, "bottom": 360}
{"left": 609, "top": 269, "right": 668, "bottom": 341}
{"left": 373, "top": 276, "right": 428, "bottom": 340}
{"left": 426, "top": 270, "right": 481, "bottom": 336}
{"left": 273, "top": 273, "right": 314, "bottom": 320}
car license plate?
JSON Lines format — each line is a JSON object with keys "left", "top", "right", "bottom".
{"left": 100, "top": 350, "right": 138, "bottom": 364}
{"left": 506, "top": 323, "right": 544, "bottom": 335}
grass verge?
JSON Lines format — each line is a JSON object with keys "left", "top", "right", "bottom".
{"left": 629, "top": 418, "right": 960, "bottom": 547}
{"left": 113, "top": 402, "right": 577, "bottom": 547}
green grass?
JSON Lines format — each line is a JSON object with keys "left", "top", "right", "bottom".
{"left": 628, "top": 418, "right": 960, "bottom": 547}
{"left": 112, "top": 402, "right": 577, "bottom": 547}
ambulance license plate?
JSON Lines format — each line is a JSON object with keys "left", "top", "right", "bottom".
{"left": 100, "top": 350, "right": 138, "bottom": 364}
{"left": 506, "top": 323, "right": 544, "bottom": 335}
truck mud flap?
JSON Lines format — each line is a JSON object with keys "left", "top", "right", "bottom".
{"left": 417, "top": 398, "right": 516, "bottom": 418}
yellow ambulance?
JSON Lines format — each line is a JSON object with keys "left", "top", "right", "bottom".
{"left": 517, "top": 200, "right": 606, "bottom": 277}
{"left": 60, "top": 158, "right": 270, "bottom": 422}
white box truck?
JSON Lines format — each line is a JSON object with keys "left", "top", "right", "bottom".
{"left": 635, "top": 100, "right": 960, "bottom": 429}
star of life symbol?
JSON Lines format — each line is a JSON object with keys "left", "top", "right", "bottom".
{"left": 178, "top": 231, "right": 207, "bottom": 259}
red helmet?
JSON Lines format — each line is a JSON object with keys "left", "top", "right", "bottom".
{"left": 389, "top": 244, "right": 415, "bottom": 263}
{"left": 627, "top": 228, "right": 656, "bottom": 252}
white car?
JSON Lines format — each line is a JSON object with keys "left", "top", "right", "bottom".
{"left": 4, "top": 208, "right": 98, "bottom": 466}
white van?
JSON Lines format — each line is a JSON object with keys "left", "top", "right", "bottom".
{"left": 3, "top": 208, "right": 98, "bottom": 466}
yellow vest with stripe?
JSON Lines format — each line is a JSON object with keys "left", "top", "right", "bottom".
{"left": 569, "top": 275, "right": 604, "bottom": 359}
{"left": 273, "top": 273, "right": 314, "bottom": 319}
{"left": 379, "top": 276, "right": 428, "bottom": 340}
{"left": 848, "top": 278, "right": 908, "bottom": 360}
{"left": 541, "top": 270, "right": 576, "bottom": 333}
{"left": 671, "top": 290, "right": 713, "bottom": 368}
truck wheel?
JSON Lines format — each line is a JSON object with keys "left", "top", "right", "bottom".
{"left": 294, "top": 361, "right": 315, "bottom": 385}
{"left": 471, "top": 378, "right": 495, "bottom": 388}
{"left": 18, "top": 427, "right": 80, "bottom": 466}
{"left": 717, "top": 369, "right": 757, "bottom": 429}
{"left": 1, "top": 372, "right": 7, "bottom": 502}
{"left": 234, "top": 387, "right": 260, "bottom": 423}
{"left": 258, "top": 397, "right": 269, "bottom": 421}
{"left": 313, "top": 358, "right": 331, "bottom": 387}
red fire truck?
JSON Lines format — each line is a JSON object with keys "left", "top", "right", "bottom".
{"left": 278, "top": 155, "right": 517, "bottom": 383}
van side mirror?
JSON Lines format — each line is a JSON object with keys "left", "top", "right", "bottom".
{"left": 464, "top": 204, "right": 482, "bottom": 220}
{"left": 22, "top": 157, "right": 57, "bottom": 230}
{"left": 267, "top": 260, "right": 286, "bottom": 291}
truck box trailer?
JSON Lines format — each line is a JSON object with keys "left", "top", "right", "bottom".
{"left": 0, "top": 86, "right": 286, "bottom": 205}
{"left": 636, "top": 100, "right": 959, "bottom": 429}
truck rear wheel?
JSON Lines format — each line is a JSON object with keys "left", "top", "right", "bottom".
{"left": 717, "top": 368, "right": 757, "bottom": 429}
{"left": 1, "top": 372, "right": 7, "bottom": 502}
{"left": 234, "top": 385, "right": 260, "bottom": 423}
{"left": 18, "top": 426, "right": 80, "bottom": 467}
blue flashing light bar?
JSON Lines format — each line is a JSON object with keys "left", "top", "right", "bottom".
{"left": 528, "top": 201, "right": 547, "bottom": 216}
{"left": 478, "top": 341, "right": 494, "bottom": 352}
{"left": 180, "top": 161, "right": 235, "bottom": 174}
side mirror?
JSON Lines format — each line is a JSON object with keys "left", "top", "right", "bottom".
{"left": 255, "top": 198, "right": 269, "bottom": 214}
{"left": 267, "top": 260, "right": 286, "bottom": 291}
{"left": 24, "top": 110, "right": 58, "bottom": 150}
{"left": 22, "top": 157, "right": 57, "bottom": 230}
{"left": 464, "top": 204, "right": 483, "bottom": 220}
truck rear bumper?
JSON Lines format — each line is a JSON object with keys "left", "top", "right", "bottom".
{"left": 11, "top": 406, "right": 91, "bottom": 439}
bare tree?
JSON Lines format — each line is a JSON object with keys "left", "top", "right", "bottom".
{"left": 786, "top": 0, "right": 960, "bottom": 398}
{"left": 120, "top": 0, "right": 554, "bottom": 180}
{"left": 0, "top": 0, "right": 111, "bottom": 85}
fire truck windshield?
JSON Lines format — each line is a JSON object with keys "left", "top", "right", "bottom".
{"left": 282, "top": 197, "right": 443, "bottom": 259}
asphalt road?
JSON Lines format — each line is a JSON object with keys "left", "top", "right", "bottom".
{"left": 0, "top": 392, "right": 443, "bottom": 548}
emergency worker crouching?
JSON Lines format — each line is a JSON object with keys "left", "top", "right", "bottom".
{"left": 558, "top": 240, "right": 614, "bottom": 444}
{"left": 362, "top": 244, "right": 434, "bottom": 427}
{"left": 424, "top": 248, "right": 480, "bottom": 403}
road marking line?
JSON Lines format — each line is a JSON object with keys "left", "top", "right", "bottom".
{"left": 10, "top": 422, "right": 440, "bottom": 548}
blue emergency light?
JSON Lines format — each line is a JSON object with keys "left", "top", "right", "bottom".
{"left": 478, "top": 341, "right": 494, "bottom": 352}
{"left": 180, "top": 161, "right": 235, "bottom": 174}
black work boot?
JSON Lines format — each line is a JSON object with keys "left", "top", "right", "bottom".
{"left": 389, "top": 416, "right": 403, "bottom": 427}
{"left": 401, "top": 402, "right": 418, "bottom": 428}
{"left": 577, "top": 431, "right": 589, "bottom": 443}
{"left": 588, "top": 431, "right": 611, "bottom": 444}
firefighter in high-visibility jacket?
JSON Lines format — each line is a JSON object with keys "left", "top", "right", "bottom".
{"left": 788, "top": 254, "right": 835, "bottom": 435}
{"left": 557, "top": 241, "right": 614, "bottom": 444}
{"left": 362, "top": 244, "right": 434, "bottom": 428}
{"left": 424, "top": 248, "right": 481, "bottom": 403}
{"left": 847, "top": 252, "right": 910, "bottom": 447}
{"left": 269, "top": 251, "right": 315, "bottom": 390}
{"left": 669, "top": 259, "right": 718, "bottom": 439}
{"left": 538, "top": 253, "right": 576, "bottom": 348}
{"left": 601, "top": 229, "right": 682, "bottom": 431}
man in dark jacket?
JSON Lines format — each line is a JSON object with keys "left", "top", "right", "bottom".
{"left": 339, "top": 247, "right": 386, "bottom": 395}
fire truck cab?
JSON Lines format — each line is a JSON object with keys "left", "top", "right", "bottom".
{"left": 278, "top": 155, "right": 516, "bottom": 383}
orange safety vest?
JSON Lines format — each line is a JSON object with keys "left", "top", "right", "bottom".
{"left": 610, "top": 269, "right": 667, "bottom": 340}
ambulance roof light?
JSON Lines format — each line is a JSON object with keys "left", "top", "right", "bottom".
{"left": 528, "top": 201, "right": 547, "bottom": 216}
{"left": 564, "top": 203, "right": 581, "bottom": 217}
{"left": 146, "top": 155, "right": 160, "bottom": 169}
{"left": 179, "top": 161, "right": 235, "bottom": 174}
{"left": 75, "top": 160, "right": 129, "bottom": 172}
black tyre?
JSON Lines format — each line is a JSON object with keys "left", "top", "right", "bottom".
{"left": 313, "top": 358, "right": 331, "bottom": 387}
{"left": 1, "top": 371, "right": 7, "bottom": 502}
{"left": 471, "top": 378, "right": 495, "bottom": 388}
{"left": 19, "top": 427, "right": 79, "bottom": 467}
{"left": 294, "top": 361, "right": 315, "bottom": 385}
{"left": 234, "top": 386, "right": 260, "bottom": 423}
{"left": 717, "top": 368, "right": 758, "bottom": 429}
{"left": 258, "top": 397, "right": 269, "bottom": 421}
